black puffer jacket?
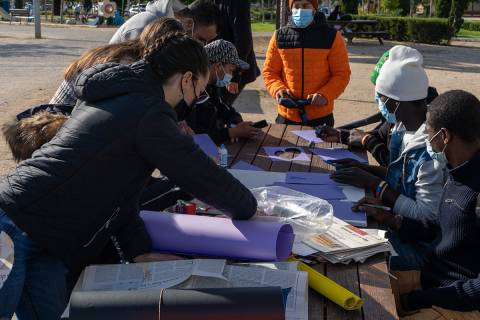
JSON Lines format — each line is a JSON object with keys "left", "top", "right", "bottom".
{"left": 0, "top": 61, "right": 257, "bottom": 271}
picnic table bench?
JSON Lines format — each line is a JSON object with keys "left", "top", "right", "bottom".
{"left": 327, "top": 20, "right": 389, "bottom": 45}
{"left": 227, "top": 124, "right": 399, "bottom": 320}
{"left": 9, "top": 8, "right": 33, "bottom": 24}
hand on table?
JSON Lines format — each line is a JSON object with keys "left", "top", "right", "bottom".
{"left": 316, "top": 126, "right": 340, "bottom": 143}
{"left": 229, "top": 122, "right": 261, "bottom": 142}
{"left": 134, "top": 252, "right": 186, "bottom": 263}
{"left": 348, "top": 129, "right": 367, "bottom": 148}
{"left": 352, "top": 197, "right": 400, "bottom": 231}
{"left": 329, "top": 158, "right": 364, "bottom": 170}
{"left": 227, "top": 82, "right": 240, "bottom": 94}
{"left": 307, "top": 93, "right": 327, "bottom": 106}
{"left": 330, "top": 166, "right": 381, "bottom": 189}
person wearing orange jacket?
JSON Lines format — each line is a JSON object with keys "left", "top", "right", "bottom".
{"left": 263, "top": 0, "right": 351, "bottom": 126}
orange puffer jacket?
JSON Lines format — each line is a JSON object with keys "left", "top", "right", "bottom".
{"left": 263, "top": 21, "right": 351, "bottom": 123}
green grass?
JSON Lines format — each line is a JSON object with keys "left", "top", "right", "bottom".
{"left": 251, "top": 22, "right": 276, "bottom": 33}
{"left": 457, "top": 28, "right": 480, "bottom": 38}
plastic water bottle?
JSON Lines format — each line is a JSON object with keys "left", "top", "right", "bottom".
{"left": 219, "top": 144, "right": 228, "bottom": 168}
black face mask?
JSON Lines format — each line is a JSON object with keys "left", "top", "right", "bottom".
{"left": 180, "top": 78, "right": 199, "bottom": 109}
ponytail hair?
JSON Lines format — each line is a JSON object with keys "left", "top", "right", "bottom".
{"left": 143, "top": 33, "right": 209, "bottom": 84}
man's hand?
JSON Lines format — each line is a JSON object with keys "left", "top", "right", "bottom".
{"left": 329, "top": 158, "right": 364, "bottom": 170}
{"left": 307, "top": 93, "right": 327, "bottom": 106}
{"left": 352, "top": 197, "right": 401, "bottom": 231}
{"left": 134, "top": 252, "right": 186, "bottom": 263}
{"left": 178, "top": 120, "right": 195, "bottom": 136}
{"left": 316, "top": 126, "right": 340, "bottom": 143}
{"left": 229, "top": 122, "right": 261, "bottom": 141}
{"left": 330, "top": 167, "right": 381, "bottom": 189}
{"left": 275, "top": 88, "right": 291, "bottom": 102}
{"left": 348, "top": 129, "right": 367, "bottom": 148}
{"left": 227, "top": 82, "right": 240, "bottom": 94}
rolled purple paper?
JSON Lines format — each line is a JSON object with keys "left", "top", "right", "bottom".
{"left": 140, "top": 211, "right": 295, "bottom": 261}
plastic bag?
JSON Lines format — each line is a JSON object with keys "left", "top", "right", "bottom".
{"left": 251, "top": 186, "right": 333, "bottom": 235}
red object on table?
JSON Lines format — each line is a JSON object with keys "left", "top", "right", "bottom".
{"left": 184, "top": 203, "right": 196, "bottom": 215}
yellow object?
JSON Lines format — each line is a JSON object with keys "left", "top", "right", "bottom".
{"left": 289, "top": 257, "right": 363, "bottom": 310}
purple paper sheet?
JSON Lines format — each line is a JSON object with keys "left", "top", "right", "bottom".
{"left": 329, "top": 200, "right": 367, "bottom": 227}
{"left": 140, "top": 211, "right": 295, "bottom": 261}
{"left": 291, "top": 130, "right": 324, "bottom": 144}
{"left": 285, "top": 172, "right": 333, "bottom": 185}
{"left": 193, "top": 134, "right": 218, "bottom": 158}
{"left": 263, "top": 147, "right": 311, "bottom": 162}
{"left": 270, "top": 182, "right": 346, "bottom": 200}
{"left": 311, "top": 148, "right": 368, "bottom": 163}
{"left": 231, "top": 161, "right": 263, "bottom": 171}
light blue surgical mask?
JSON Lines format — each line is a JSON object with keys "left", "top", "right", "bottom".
{"left": 215, "top": 65, "right": 233, "bottom": 88}
{"left": 292, "top": 8, "right": 314, "bottom": 28}
{"left": 426, "top": 129, "right": 448, "bottom": 164}
{"left": 376, "top": 93, "right": 399, "bottom": 124}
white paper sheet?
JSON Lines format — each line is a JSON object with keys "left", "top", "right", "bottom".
{"left": 341, "top": 186, "right": 365, "bottom": 202}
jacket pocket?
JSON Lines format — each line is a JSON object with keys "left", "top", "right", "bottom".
{"left": 82, "top": 207, "right": 120, "bottom": 248}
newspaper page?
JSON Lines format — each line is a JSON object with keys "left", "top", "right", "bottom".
{"left": 0, "top": 232, "right": 13, "bottom": 290}
{"left": 185, "top": 265, "right": 308, "bottom": 320}
{"left": 304, "top": 217, "right": 387, "bottom": 253}
{"left": 81, "top": 259, "right": 226, "bottom": 291}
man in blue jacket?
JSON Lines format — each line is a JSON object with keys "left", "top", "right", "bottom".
{"left": 355, "top": 90, "right": 480, "bottom": 315}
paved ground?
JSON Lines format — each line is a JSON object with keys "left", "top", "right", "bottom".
{"left": 1, "top": 23, "right": 480, "bottom": 175}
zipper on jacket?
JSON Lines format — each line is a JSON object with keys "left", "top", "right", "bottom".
{"left": 301, "top": 30, "right": 305, "bottom": 99}
{"left": 444, "top": 198, "right": 465, "bottom": 211}
{"left": 83, "top": 207, "right": 120, "bottom": 248}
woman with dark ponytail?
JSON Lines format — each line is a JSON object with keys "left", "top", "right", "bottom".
{"left": 0, "top": 33, "right": 257, "bottom": 319}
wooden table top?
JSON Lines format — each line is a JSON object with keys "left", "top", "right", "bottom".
{"left": 226, "top": 124, "right": 399, "bottom": 320}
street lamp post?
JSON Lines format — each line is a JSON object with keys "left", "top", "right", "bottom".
{"left": 33, "top": 0, "right": 41, "bottom": 38}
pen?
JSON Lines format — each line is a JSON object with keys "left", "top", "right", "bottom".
{"left": 361, "top": 204, "right": 391, "bottom": 211}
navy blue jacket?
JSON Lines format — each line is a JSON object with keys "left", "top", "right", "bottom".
{"left": 399, "top": 151, "right": 480, "bottom": 311}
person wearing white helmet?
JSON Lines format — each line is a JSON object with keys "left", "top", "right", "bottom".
{"left": 331, "top": 45, "right": 446, "bottom": 223}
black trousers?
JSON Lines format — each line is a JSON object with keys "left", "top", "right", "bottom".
{"left": 275, "top": 113, "right": 335, "bottom": 127}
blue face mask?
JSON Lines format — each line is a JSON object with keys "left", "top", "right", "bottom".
{"left": 376, "top": 93, "right": 399, "bottom": 124}
{"left": 426, "top": 130, "right": 448, "bottom": 164}
{"left": 292, "top": 8, "right": 314, "bottom": 28}
{"left": 215, "top": 65, "right": 233, "bottom": 88}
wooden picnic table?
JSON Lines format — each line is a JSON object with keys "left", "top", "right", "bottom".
{"left": 327, "top": 20, "right": 389, "bottom": 45}
{"left": 227, "top": 124, "right": 399, "bottom": 320}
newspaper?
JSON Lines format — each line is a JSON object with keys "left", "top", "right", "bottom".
{"left": 183, "top": 264, "right": 308, "bottom": 320}
{"left": 78, "top": 259, "right": 308, "bottom": 320}
{"left": 304, "top": 217, "right": 388, "bottom": 254}
{"left": 301, "top": 224, "right": 392, "bottom": 264}
{"left": 0, "top": 232, "right": 13, "bottom": 290}
{"left": 81, "top": 259, "right": 226, "bottom": 291}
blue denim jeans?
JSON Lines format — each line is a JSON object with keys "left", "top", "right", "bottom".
{"left": 0, "top": 210, "right": 68, "bottom": 319}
